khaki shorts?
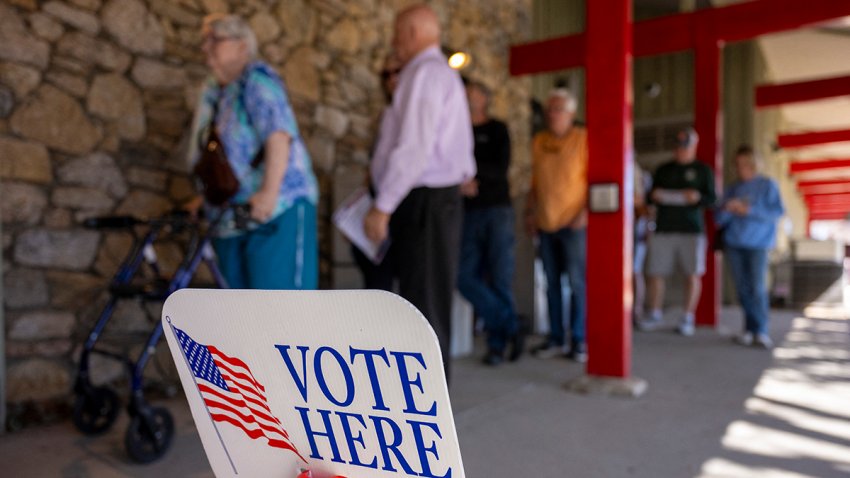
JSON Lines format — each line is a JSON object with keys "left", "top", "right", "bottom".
{"left": 646, "top": 233, "right": 706, "bottom": 277}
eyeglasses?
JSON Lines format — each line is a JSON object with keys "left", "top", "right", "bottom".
{"left": 202, "top": 34, "right": 240, "bottom": 46}
{"left": 380, "top": 68, "right": 401, "bottom": 80}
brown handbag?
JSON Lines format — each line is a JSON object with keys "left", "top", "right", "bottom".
{"left": 193, "top": 125, "right": 240, "bottom": 206}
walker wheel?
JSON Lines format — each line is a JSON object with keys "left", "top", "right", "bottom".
{"left": 125, "top": 406, "right": 174, "bottom": 463}
{"left": 72, "top": 386, "right": 120, "bottom": 435}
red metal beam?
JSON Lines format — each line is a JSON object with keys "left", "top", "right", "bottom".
{"left": 809, "top": 212, "right": 850, "bottom": 221}
{"left": 708, "top": 0, "right": 850, "bottom": 43}
{"left": 585, "top": 0, "right": 632, "bottom": 378}
{"left": 509, "top": 0, "right": 850, "bottom": 76}
{"left": 806, "top": 196, "right": 850, "bottom": 205}
{"left": 805, "top": 193, "right": 850, "bottom": 204}
{"left": 790, "top": 158, "right": 850, "bottom": 174}
{"left": 800, "top": 184, "right": 850, "bottom": 196}
{"left": 756, "top": 75, "right": 850, "bottom": 108}
{"left": 809, "top": 208, "right": 850, "bottom": 217}
{"left": 806, "top": 198, "right": 850, "bottom": 211}
{"left": 779, "top": 129, "right": 850, "bottom": 149}
{"left": 509, "top": 34, "right": 586, "bottom": 76}
{"left": 798, "top": 179, "right": 850, "bottom": 188}
{"left": 633, "top": 14, "right": 693, "bottom": 57}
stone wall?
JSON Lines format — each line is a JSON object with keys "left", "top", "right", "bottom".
{"left": 0, "top": 0, "right": 532, "bottom": 426}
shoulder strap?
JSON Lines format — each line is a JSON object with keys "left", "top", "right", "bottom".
{"left": 237, "top": 73, "right": 265, "bottom": 169}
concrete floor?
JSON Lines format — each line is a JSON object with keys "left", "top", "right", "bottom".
{"left": 2, "top": 306, "right": 849, "bottom": 477}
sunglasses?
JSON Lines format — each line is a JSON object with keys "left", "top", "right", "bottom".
{"left": 380, "top": 68, "right": 401, "bottom": 80}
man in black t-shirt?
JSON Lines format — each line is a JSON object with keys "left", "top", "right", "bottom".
{"left": 639, "top": 127, "right": 716, "bottom": 336}
{"left": 458, "top": 80, "right": 522, "bottom": 366}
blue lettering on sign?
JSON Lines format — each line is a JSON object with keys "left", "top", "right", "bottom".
{"left": 370, "top": 415, "right": 417, "bottom": 474}
{"left": 390, "top": 351, "right": 437, "bottom": 416}
{"left": 275, "top": 345, "right": 310, "bottom": 401}
{"left": 314, "top": 346, "right": 355, "bottom": 407}
{"left": 349, "top": 347, "right": 391, "bottom": 411}
{"left": 337, "top": 411, "right": 378, "bottom": 469}
{"left": 296, "top": 407, "right": 345, "bottom": 463}
{"left": 408, "top": 419, "right": 451, "bottom": 478}
{"left": 276, "top": 345, "right": 453, "bottom": 475}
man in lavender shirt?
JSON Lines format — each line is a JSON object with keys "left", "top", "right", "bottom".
{"left": 364, "top": 4, "right": 476, "bottom": 381}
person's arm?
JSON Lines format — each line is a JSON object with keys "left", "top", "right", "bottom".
{"left": 185, "top": 87, "right": 213, "bottom": 215}
{"left": 250, "top": 131, "right": 290, "bottom": 221}
{"left": 372, "top": 62, "right": 443, "bottom": 215}
{"left": 242, "top": 69, "right": 298, "bottom": 222}
{"left": 498, "top": 122, "right": 511, "bottom": 176}
{"left": 648, "top": 165, "right": 665, "bottom": 205}
{"left": 476, "top": 122, "right": 511, "bottom": 181}
{"left": 568, "top": 134, "right": 589, "bottom": 229}
{"left": 715, "top": 186, "right": 734, "bottom": 227}
{"left": 365, "top": 61, "right": 445, "bottom": 243}
{"left": 524, "top": 136, "right": 539, "bottom": 236}
{"left": 744, "top": 179, "right": 785, "bottom": 222}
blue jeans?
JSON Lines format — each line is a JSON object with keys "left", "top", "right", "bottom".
{"left": 457, "top": 207, "right": 519, "bottom": 353}
{"left": 538, "top": 226, "right": 586, "bottom": 346}
{"left": 725, "top": 246, "right": 769, "bottom": 335}
{"left": 213, "top": 199, "right": 318, "bottom": 290}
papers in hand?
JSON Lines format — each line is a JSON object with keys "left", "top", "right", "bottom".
{"left": 332, "top": 188, "right": 391, "bottom": 264}
{"left": 655, "top": 190, "right": 690, "bottom": 206}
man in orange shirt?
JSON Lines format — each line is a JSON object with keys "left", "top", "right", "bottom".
{"left": 525, "top": 88, "right": 588, "bottom": 362}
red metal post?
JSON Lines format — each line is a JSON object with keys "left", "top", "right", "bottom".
{"left": 694, "top": 27, "right": 722, "bottom": 328}
{"left": 585, "top": 0, "right": 632, "bottom": 377}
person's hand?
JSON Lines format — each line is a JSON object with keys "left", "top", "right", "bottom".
{"left": 568, "top": 209, "right": 588, "bottom": 229}
{"left": 683, "top": 189, "right": 701, "bottom": 205}
{"left": 182, "top": 195, "right": 204, "bottom": 219}
{"left": 364, "top": 207, "right": 390, "bottom": 243}
{"left": 249, "top": 188, "right": 278, "bottom": 223}
{"left": 725, "top": 198, "right": 749, "bottom": 215}
{"left": 460, "top": 179, "right": 479, "bottom": 198}
{"left": 650, "top": 188, "right": 664, "bottom": 203}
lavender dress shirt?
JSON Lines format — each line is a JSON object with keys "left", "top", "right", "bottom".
{"left": 370, "top": 45, "right": 476, "bottom": 214}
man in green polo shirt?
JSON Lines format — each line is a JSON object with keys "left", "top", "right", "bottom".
{"left": 639, "top": 127, "right": 716, "bottom": 336}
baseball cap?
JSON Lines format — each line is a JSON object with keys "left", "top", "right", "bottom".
{"left": 676, "top": 127, "right": 699, "bottom": 148}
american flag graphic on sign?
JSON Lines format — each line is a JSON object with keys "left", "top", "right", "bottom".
{"left": 173, "top": 325, "right": 306, "bottom": 462}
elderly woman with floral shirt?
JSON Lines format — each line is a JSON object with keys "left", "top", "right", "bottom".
{"left": 187, "top": 14, "right": 318, "bottom": 289}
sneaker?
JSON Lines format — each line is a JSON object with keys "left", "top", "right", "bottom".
{"left": 507, "top": 331, "right": 525, "bottom": 362}
{"left": 677, "top": 320, "right": 695, "bottom": 337}
{"left": 754, "top": 333, "right": 773, "bottom": 349}
{"left": 636, "top": 319, "right": 659, "bottom": 331}
{"left": 482, "top": 350, "right": 504, "bottom": 366}
{"left": 734, "top": 332, "right": 754, "bottom": 346}
{"left": 636, "top": 310, "right": 663, "bottom": 331}
{"left": 532, "top": 341, "right": 564, "bottom": 359}
{"left": 567, "top": 341, "right": 588, "bottom": 363}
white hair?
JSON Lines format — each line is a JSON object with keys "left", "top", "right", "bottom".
{"left": 205, "top": 14, "right": 258, "bottom": 59}
{"left": 547, "top": 88, "right": 577, "bottom": 113}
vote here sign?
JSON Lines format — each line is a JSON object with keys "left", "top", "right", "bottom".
{"left": 162, "top": 289, "right": 464, "bottom": 478}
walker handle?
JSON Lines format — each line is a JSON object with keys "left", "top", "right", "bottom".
{"left": 83, "top": 215, "right": 141, "bottom": 229}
